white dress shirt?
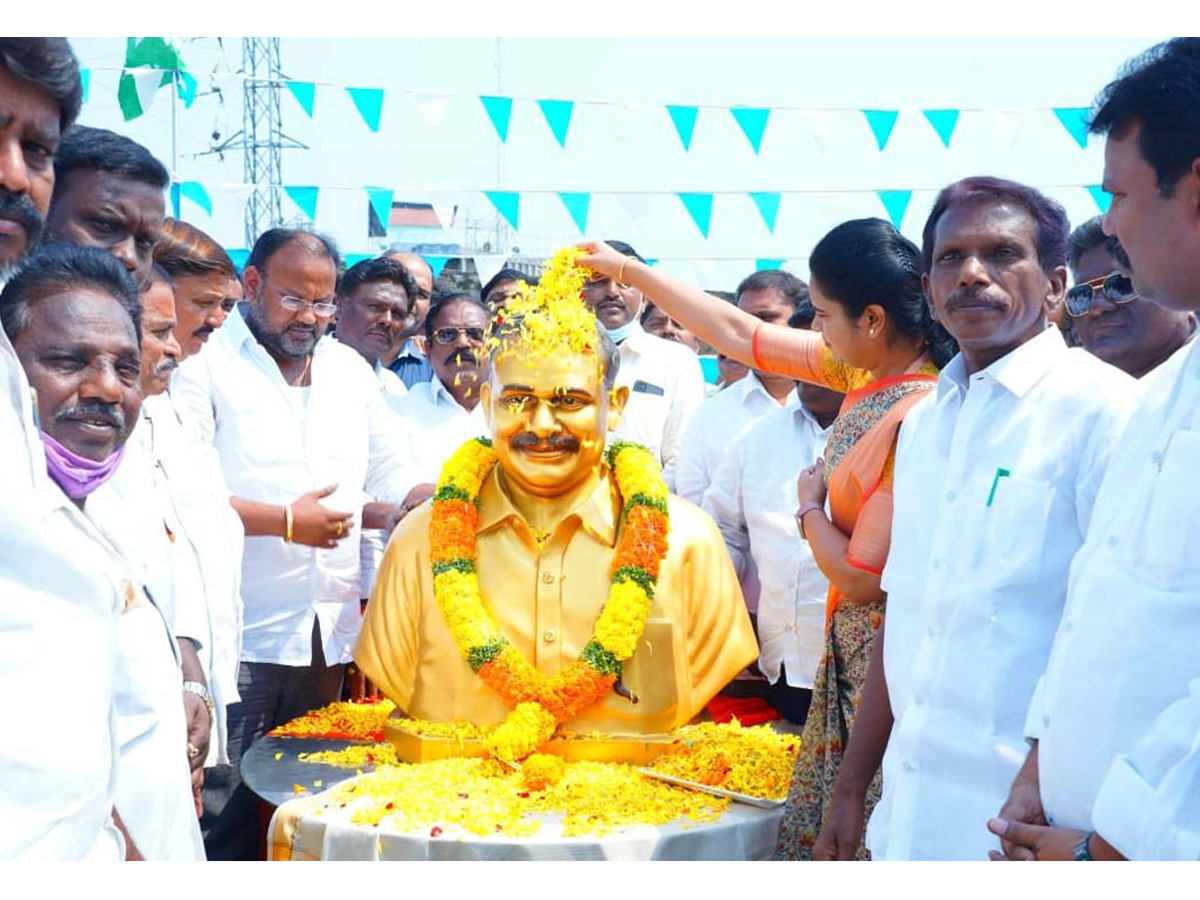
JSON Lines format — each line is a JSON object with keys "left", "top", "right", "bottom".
{"left": 377, "top": 363, "right": 408, "bottom": 400}
{"left": 609, "top": 322, "right": 707, "bottom": 489}
{"left": 868, "top": 327, "right": 1136, "bottom": 861}
{"left": 1027, "top": 338, "right": 1200, "bottom": 859}
{"left": 140, "top": 392, "right": 245, "bottom": 766}
{"left": 385, "top": 374, "right": 489, "bottom": 496}
{"left": 676, "top": 372, "right": 797, "bottom": 505}
{"left": 702, "top": 401, "right": 830, "bottom": 688}
{"left": 0, "top": 327, "right": 124, "bottom": 861}
{"left": 172, "top": 306, "right": 415, "bottom": 667}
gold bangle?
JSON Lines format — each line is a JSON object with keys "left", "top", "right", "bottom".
{"left": 617, "top": 256, "right": 630, "bottom": 285}
{"left": 284, "top": 503, "right": 294, "bottom": 543}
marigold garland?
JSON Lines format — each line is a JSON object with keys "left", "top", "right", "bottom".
{"left": 430, "top": 436, "right": 669, "bottom": 763}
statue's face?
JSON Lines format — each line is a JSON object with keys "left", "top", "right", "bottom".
{"left": 483, "top": 348, "right": 628, "bottom": 499}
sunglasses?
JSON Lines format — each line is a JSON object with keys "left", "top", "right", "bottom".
{"left": 433, "top": 326, "right": 486, "bottom": 345}
{"left": 1065, "top": 272, "right": 1138, "bottom": 318}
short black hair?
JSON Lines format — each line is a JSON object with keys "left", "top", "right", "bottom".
{"left": 735, "top": 269, "right": 810, "bottom": 309}
{"left": 1069, "top": 216, "right": 1133, "bottom": 276}
{"left": 338, "top": 256, "right": 417, "bottom": 304}
{"left": 0, "top": 38, "right": 83, "bottom": 131}
{"left": 51, "top": 125, "right": 169, "bottom": 205}
{"left": 246, "top": 227, "right": 341, "bottom": 275}
{"left": 424, "top": 292, "right": 490, "bottom": 344}
{"left": 480, "top": 267, "right": 534, "bottom": 304}
{"left": 922, "top": 176, "right": 1070, "bottom": 275}
{"left": 788, "top": 298, "right": 816, "bottom": 329}
{"left": 1, "top": 241, "right": 142, "bottom": 344}
{"left": 604, "top": 239, "right": 645, "bottom": 264}
{"left": 1090, "top": 38, "right": 1200, "bottom": 197}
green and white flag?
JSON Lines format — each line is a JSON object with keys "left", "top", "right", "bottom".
{"left": 118, "top": 37, "right": 189, "bottom": 121}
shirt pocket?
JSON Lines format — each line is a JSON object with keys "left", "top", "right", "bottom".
{"left": 971, "top": 474, "right": 1055, "bottom": 587}
{"left": 1136, "top": 430, "right": 1200, "bottom": 585}
{"left": 621, "top": 618, "right": 679, "bottom": 732}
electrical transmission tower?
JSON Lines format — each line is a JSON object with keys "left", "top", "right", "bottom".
{"left": 211, "top": 38, "right": 306, "bottom": 247}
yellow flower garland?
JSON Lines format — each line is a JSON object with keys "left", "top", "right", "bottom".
{"left": 430, "top": 437, "right": 669, "bottom": 763}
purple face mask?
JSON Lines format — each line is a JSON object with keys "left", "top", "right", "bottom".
{"left": 41, "top": 431, "right": 126, "bottom": 499}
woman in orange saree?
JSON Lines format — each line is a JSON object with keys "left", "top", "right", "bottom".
{"left": 578, "top": 219, "right": 957, "bottom": 859}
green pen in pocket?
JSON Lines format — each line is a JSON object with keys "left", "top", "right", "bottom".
{"left": 986, "top": 467, "right": 1011, "bottom": 506}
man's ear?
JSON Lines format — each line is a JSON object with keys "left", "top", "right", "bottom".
{"left": 605, "top": 384, "right": 630, "bottom": 433}
{"left": 1044, "top": 265, "right": 1069, "bottom": 313}
{"left": 242, "top": 265, "right": 261, "bottom": 302}
{"left": 480, "top": 380, "right": 493, "bottom": 431}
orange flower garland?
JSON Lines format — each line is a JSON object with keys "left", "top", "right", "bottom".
{"left": 430, "top": 437, "right": 670, "bottom": 762}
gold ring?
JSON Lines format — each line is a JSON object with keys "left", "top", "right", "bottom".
{"left": 188, "top": 743, "right": 201, "bottom": 760}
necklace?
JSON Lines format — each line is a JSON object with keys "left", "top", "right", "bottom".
{"left": 429, "top": 437, "right": 670, "bottom": 763}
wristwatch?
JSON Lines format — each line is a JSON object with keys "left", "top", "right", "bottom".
{"left": 183, "top": 680, "right": 215, "bottom": 718}
{"left": 1072, "top": 831, "right": 1094, "bottom": 861}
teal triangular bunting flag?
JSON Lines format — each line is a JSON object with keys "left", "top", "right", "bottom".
{"left": 347, "top": 87, "right": 385, "bottom": 132}
{"left": 346, "top": 253, "right": 372, "bottom": 267}
{"left": 285, "top": 81, "right": 315, "bottom": 117}
{"left": 284, "top": 186, "right": 320, "bottom": 221}
{"left": 1086, "top": 185, "right": 1111, "bottom": 213}
{"left": 180, "top": 181, "right": 212, "bottom": 216}
{"left": 81, "top": 68, "right": 90, "bottom": 104}
{"left": 756, "top": 258, "right": 785, "bottom": 271}
{"left": 428, "top": 255, "right": 451, "bottom": 279}
{"left": 666, "top": 105, "right": 699, "bottom": 151}
{"left": 731, "top": 107, "right": 771, "bottom": 154}
{"left": 677, "top": 192, "right": 714, "bottom": 238}
{"left": 863, "top": 109, "right": 899, "bottom": 151}
{"left": 644, "top": 258, "right": 659, "bottom": 267}
{"left": 922, "top": 109, "right": 960, "bottom": 148}
{"left": 228, "top": 249, "right": 250, "bottom": 272}
{"left": 558, "top": 192, "right": 591, "bottom": 234}
{"left": 537, "top": 99, "right": 574, "bottom": 148}
{"left": 748, "top": 192, "right": 781, "bottom": 233}
{"left": 169, "top": 183, "right": 181, "bottom": 218}
{"left": 1054, "top": 108, "right": 1090, "bottom": 148}
{"left": 485, "top": 191, "right": 520, "bottom": 230}
{"left": 366, "top": 187, "right": 394, "bottom": 228}
{"left": 479, "top": 95, "right": 513, "bottom": 142}
{"left": 877, "top": 190, "right": 912, "bottom": 229}
{"left": 175, "top": 71, "right": 198, "bottom": 108}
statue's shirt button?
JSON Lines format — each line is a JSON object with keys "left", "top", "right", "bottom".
{"left": 543, "top": 629, "right": 558, "bottom": 643}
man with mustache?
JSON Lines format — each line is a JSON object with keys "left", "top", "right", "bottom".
{"left": 173, "top": 226, "right": 416, "bottom": 859}
{"left": 333, "top": 255, "right": 417, "bottom": 400}
{"left": 154, "top": 217, "right": 241, "bottom": 358}
{"left": 382, "top": 248, "right": 435, "bottom": 388}
{"left": 383, "top": 291, "right": 491, "bottom": 512}
{"left": 0, "top": 37, "right": 133, "bottom": 861}
{"left": 4, "top": 242, "right": 202, "bottom": 860}
{"left": 814, "top": 177, "right": 1137, "bottom": 860}
{"left": 1064, "top": 216, "right": 1195, "bottom": 379}
{"left": 582, "top": 239, "right": 705, "bottom": 490}
{"left": 45, "top": 125, "right": 168, "bottom": 290}
{"left": 355, "top": 264, "right": 756, "bottom": 735}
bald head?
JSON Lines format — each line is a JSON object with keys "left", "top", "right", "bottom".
{"left": 384, "top": 250, "right": 433, "bottom": 332}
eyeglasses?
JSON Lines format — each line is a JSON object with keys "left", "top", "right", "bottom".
{"left": 1065, "top": 272, "right": 1138, "bottom": 318}
{"left": 433, "top": 326, "right": 486, "bottom": 345}
{"left": 280, "top": 294, "right": 337, "bottom": 318}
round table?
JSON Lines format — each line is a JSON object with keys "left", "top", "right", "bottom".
{"left": 241, "top": 735, "right": 384, "bottom": 808}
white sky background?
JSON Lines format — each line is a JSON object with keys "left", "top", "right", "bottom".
{"left": 67, "top": 36, "right": 1165, "bottom": 287}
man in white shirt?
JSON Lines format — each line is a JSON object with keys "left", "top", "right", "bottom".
{"left": 991, "top": 37, "right": 1200, "bottom": 863}
{"left": 173, "top": 227, "right": 415, "bottom": 859}
{"left": 333, "top": 255, "right": 416, "bottom": 401}
{"left": 582, "top": 239, "right": 705, "bottom": 489}
{"left": 1062, "top": 216, "right": 1195, "bottom": 379}
{"left": 383, "top": 248, "right": 434, "bottom": 388}
{"left": 703, "top": 302, "right": 844, "bottom": 724}
{"left": 817, "top": 177, "right": 1136, "bottom": 861}
{"left": 5, "top": 242, "right": 202, "bottom": 859}
{"left": 676, "top": 269, "right": 810, "bottom": 505}
{"left": 386, "top": 291, "right": 490, "bottom": 507}
{"left": 0, "top": 37, "right": 127, "bottom": 861}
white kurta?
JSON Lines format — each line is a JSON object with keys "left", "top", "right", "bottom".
{"left": 1028, "top": 338, "right": 1200, "bottom": 860}
{"left": 702, "top": 402, "right": 830, "bottom": 688}
{"left": 0, "top": 327, "right": 124, "bottom": 861}
{"left": 869, "top": 328, "right": 1136, "bottom": 861}
{"left": 676, "top": 372, "right": 796, "bottom": 505}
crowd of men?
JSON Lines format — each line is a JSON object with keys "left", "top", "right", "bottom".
{"left": 1, "top": 35, "right": 1198, "bottom": 861}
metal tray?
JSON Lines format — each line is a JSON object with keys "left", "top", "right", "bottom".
{"left": 637, "top": 768, "right": 786, "bottom": 809}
